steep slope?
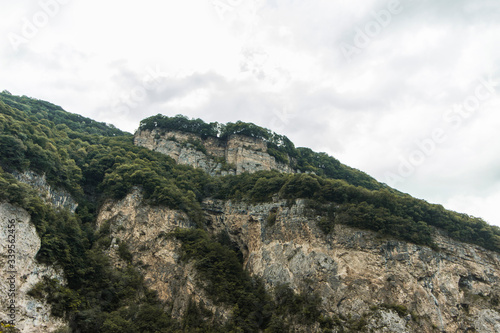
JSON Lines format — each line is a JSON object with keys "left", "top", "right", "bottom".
{"left": 134, "top": 128, "right": 294, "bottom": 176}
{"left": 134, "top": 115, "right": 500, "bottom": 255}
{"left": 136, "top": 114, "right": 385, "bottom": 190}
{"left": 0, "top": 202, "right": 66, "bottom": 333}
{"left": 98, "top": 189, "right": 500, "bottom": 333}
{"left": 2, "top": 91, "right": 500, "bottom": 332}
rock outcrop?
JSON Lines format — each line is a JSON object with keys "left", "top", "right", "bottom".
{"left": 98, "top": 190, "right": 500, "bottom": 332}
{"left": 205, "top": 199, "right": 500, "bottom": 332}
{"left": 13, "top": 171, "right": 78, "bottom": 213}
{"left": 134, "top": 129, "right": 294, "bottom": 176}
{"left": 96, "top": 188, "right": 231, "bottom": 323}
{"left": 0, "top": 202, "right": 66, "bottom": 332}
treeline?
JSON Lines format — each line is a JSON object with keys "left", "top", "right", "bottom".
{"left": 2, "top": 93, "right": 499, "bottom": 253}
{"left": 0, "top": 91, "right": 125, "bottom": 137}
{"left": 139, "top": 114, "right": 295, "bottom": 157}
{"left": 139, "top": 114, "right": 384, "bottom": 190}
{"left": 2, "top": 92, "right": 500, "bottom": 332}
{"left": 0, "top": 97, "right": 209, "bottom": 224}
{"left": 203, "top": 171, "right": 500, "bottom": 252}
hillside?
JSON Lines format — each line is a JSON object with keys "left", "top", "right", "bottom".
{"left": 1, "top": 91, "right": 500, "bottom": 332}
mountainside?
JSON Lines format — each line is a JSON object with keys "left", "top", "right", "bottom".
{"left": 100, "top": 190, "right": 500, "bottom": 332}
{"left": 1, "top": 91, "right": 500, "bottom": 332}
{"left": 134, "top": 128, "right": 294, "bottom": 176}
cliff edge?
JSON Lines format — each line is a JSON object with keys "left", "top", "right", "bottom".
{"left": 134, "top": 129, "right": 295, "bottom": 176}
{"left": 98, "top": 189, "right": 500, "bottom": 332}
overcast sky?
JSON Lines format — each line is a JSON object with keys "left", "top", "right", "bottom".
{"left": 1, "top": 0, "right": 500, "bottom": 226}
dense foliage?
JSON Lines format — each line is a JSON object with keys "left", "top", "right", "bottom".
{"left": 139, "top": 114, "right": 382, "bottom": 189}
{"left": 0, "top": 168, "right": 180, "bottom": 332}
{"left": 0, "top": 91, "right": 124, "bottom": 137}
{"left": 139, "top": 114, "right": 219, "bottom": 138}
{"left": 2, "top": 91, "right": 500, "bottom": 332}
{"left": 171, "top": 228, "right": 336, "bottom": 332}
{"left": 203, "top": 170, "right": 500, "bottom": 251}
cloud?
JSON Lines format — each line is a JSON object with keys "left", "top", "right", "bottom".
{"left": 1, "top": 1, "right": 500, "bottom": 225}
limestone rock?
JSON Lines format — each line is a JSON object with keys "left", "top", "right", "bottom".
{"left": 366, "top": 310, "right": 410, "bottom": 333}
{"left": 134, "top": 129, "right": 294, "bottom": 175}
{"left": 96, "top": 188, "right": 232, "bottom": 322}
{"left": 13, "top": 171, "right": 77, "bottom": 213}
{"left": 97, "top": 192, "right": 500, "bottom": 332}
{"left": 0, "top": 202, "right": 66, "bottom": 333}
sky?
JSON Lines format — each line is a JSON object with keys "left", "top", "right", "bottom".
{"left": 1, "top": 0, "right": 500, "bottom": 226}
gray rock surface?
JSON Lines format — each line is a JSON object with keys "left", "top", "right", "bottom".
{"left": 98, "top": 191, "right": 500, "bottom": 332}
{"left": 134, "top": 129, "right": 294, "bottom": 175}
{"left": 13, "top": 171, "right": 77, "bottom": 213}
{"left": 0, "top": 202, "right": 66, "bottom": 332}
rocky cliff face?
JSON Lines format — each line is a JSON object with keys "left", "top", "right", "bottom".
{"left": 96, "top": 188, "right": 232, "bottom": 323}
{"left": 134, "top": 129, "right": 294, "bottom": 175}
{"left": 98, "top": 190, "right": 500, "bottom": 333}
{"left": 0, "top": 202, "right": 66, "bottom": 333}
{"left": 13, "top": 171, "right": 78, "bottom": 213}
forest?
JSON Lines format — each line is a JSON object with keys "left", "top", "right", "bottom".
{"left": 1, "top": 90, "right": 500, "bottom": 332}
{"left": 139, "top": 113, "right": 388, "bottom": 190}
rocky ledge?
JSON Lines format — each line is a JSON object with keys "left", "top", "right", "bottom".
{"left": 98, "top": 189, "right": 500, "bottom": 332}
{"left": 134, "top": 129, "right": 294, "bottom": 176}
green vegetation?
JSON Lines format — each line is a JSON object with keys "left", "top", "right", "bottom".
{"left": 380, "top": 303, "right": 409, "bottom": 317}
{"left": 0, "top": 93, "right": 124, "bottom": 137}
{"left": 202, "top": 170, "right": 500, "bottom": 251}
{"left": 139, "top": 114, "right": 219, "bottom": 138}
{"left": 0, "top": 322, "right": 20, "bottom": 333}
{"left": 268, "top": 283, "right": 333, "bottom": 331}
{"left": 2, "top": 91, "right": 500, "bottom": 332}
{"left": 1, "top": 166, "right": 183, "bottom": 331}
{"left": 139, "top": 114, "right": 382, "bottom": 189}
{"left": 170, "top": 228, "right": 335, "bottom": 332}
{"left": 171, "top": 228, "right": 273, "bottom": 332}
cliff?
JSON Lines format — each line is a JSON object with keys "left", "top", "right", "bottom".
{"left": 0, "top": 171, "right": 75, "bottom": 332}
{"left": 134, "top": 129, "right": 294, "bottom": 176}
{"left": 13, "top": 171, "right": 78, "bottom": 213}
{"left": 3, "top": 92, "right": 500, "bottom": 332}
{"left": 96, "top": 188, "right": 232, "bottom": 323}
{"left": 97, "top": 189, "right": 500, "bottom": 333}
{"left": 0, "top": 202, "right": 66, "bottom": 332}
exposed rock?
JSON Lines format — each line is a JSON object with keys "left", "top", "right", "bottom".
{"left": 206, "top": 199, "right": 500, "bottom": 332}
{"left": 13, "top": 171, "right": 78, "bottom": 213}
{"left": 366, "top": 310, "right": 410, "bottom": 333}
{"left": 97, "top": 192, "right": 500, "bottom": 332}
{"left": 473, "top": 309, "right": 500, "bottom": 333}
{"left": 134, "top": 129, "right": 294, "bottom": 175}
{"left": 96, "top": 188, "right": 232, "bottom": 322}
{"left": 0, "top": 202, "right": 66, "bottom": 333}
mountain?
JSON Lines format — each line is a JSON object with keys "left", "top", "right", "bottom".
{"left": 1, "top": 91, "right": 500, "bottom": 332}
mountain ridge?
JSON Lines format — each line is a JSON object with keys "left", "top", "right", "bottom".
{"left": 1, "top": 91, "right": 500, "bottom": 332}
{"left": 136, "top": 113, "right": 388, "bottom": 191}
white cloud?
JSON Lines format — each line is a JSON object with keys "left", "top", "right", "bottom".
{"left": 1, "top": 0, "right": 500, "bottom": 225}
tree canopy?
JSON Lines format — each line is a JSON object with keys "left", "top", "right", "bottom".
{"left": 2, "top": 91, "right": 500, "bottom": 332}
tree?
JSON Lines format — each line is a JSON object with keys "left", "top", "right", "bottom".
{"left": 0, "top": 134, "right": 27, "bottom": 171}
